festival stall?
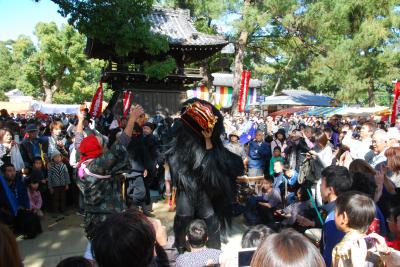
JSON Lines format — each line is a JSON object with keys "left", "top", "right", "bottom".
{"left": 268, "top": 106, "right": 311, "bottom": 117}
{"left": 296, "top": 106, "right": 390, "bottom": 119}
{"left": 298, "top": 107, "right": 343, "bottom": 117}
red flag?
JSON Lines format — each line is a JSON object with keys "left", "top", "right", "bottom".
{"left": 123, "top": 91, "right": 133, "bottom": 117}
{"left": 391, "top": 81, "right": 400, "bottom": 124}
{"left": 89, "top": 82, "right": 104, "bottom": 118}
{"left": 238, "top": 70, "right": 251, "bottom": 112}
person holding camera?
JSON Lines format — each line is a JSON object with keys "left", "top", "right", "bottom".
{"left": 342, "top": 122, "right": 375, "bottom": 160}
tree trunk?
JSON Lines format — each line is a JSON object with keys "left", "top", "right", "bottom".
{"left": 231, "top": 0, "right": 251, "bottom": 115}
{"left": 368, "top": 78, "right": 375, "bottom": 107}
{"left": 39, "top": 60, "right": 53, "bottom": 103}
{"left": 200, "top": 58, "right": 215, "bottom": 103}
{"left": 44, "top": 88, "right": 52, "bottom": 103}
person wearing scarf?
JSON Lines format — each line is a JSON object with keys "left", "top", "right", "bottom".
{"left": 74, "top": 105, "right": 144, "bottom": 262}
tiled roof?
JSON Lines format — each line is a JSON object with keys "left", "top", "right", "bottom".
{"left": 149, "top": 7, "right": 228, "bottom": 46}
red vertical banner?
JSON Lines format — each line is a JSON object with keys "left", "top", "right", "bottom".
{"left": 123, "top": 91, "right": 133, "bottom": 117}
{"left": 391, "top": 81, "right": 400, "bottom": 124}
{"left": 89, "top": 82, "right": 103, "bottom": 118}
{"left": 238, "top": 70, "right": 251, "bottom": 112}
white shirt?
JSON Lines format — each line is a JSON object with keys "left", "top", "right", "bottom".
{"left": 342, "top": 132, "right": 372, "bottom": 160}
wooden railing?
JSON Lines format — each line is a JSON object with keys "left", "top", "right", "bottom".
{"left": 105, "top": 63, "right": 201, "bottom": 77}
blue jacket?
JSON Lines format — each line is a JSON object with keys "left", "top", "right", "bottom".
{"left": 285, "top": 170, "right": 299, "bottom": 186}
{"left": 320, "top": 201, "right": 344, "bottom": 267}
{"left": 0, "top": 174, "right": 30, "bottom": 219}
{"left": 248, "top": 141, "right": 270, "bottom": 169}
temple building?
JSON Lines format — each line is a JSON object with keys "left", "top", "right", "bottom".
{"left": 86, "top": 7, "right": 228, "bottom": 114}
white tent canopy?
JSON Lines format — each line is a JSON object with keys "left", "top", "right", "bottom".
{"left": 32, "top": 103, "right": 81, "bottom": 114}
{"left": 260, "top": 90, "right": 335, "bottom": 107}
{"left": 335, "top": 106, "right": 388, "bottom": 116}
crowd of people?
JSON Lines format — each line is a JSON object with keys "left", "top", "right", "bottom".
{"left": 1, "top": 105, "right": 400, "bottom": 267}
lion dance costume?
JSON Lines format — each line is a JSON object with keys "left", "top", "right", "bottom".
{"left": 166, "top": 98, "right": 244, "bottom": 252}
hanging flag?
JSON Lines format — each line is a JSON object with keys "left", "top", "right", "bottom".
{"left": 89, "top": 82, "right": 104, "bottom": 118}
{"left": 215, "top": 86, "right": 233, "bottom": 108}
{"left": 123, "top": 91, "right": 133, "bottom": 117}
{"left": 238, "top": 71, "right": 251, "bottom": 112}
{"left": 391, "top": 81, "right": 400, "bottom": 124}
{"left": 186, "top": 85, "right": 209, "bottom": 101}
{"left": 239, "top": 121, "right": 257, "bottom": 144}
{"left": 246, "top": 87, "right": 257, "bottom": 110}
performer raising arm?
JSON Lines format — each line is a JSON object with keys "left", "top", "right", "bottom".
{"left": 166, "top": 98, "right": 244, "bottom": 253}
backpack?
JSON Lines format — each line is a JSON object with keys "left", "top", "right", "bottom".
{"left": 298, "top": 158, "right": 317, "bottom": 184}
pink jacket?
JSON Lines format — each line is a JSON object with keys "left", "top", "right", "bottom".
{"left": 28, "top": 190, "right": 42, "bottom": 210}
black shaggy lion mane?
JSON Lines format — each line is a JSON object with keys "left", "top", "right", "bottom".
{"left": 166, "top": 98, "right": 244, "bottom": 228}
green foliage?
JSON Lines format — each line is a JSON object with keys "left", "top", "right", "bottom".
{"left": 0, "top": 42, "right": 14, "bottom": 100}
{"left": 143, "top": 57, "right": 176, "bottom": 80}
{"left": 227, "top": 0, "right": 400, "bottom": 106}
{"left": 0, "top": 22, "right": 106, "bottom": 104}
{"left": 50, "top": 0, "right": 170, "bottom": 56}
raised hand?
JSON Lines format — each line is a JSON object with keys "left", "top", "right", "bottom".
{"left": 202, "top": 128, "right": 213, "bottom": 139}
{"left": 129, "top": 105, "right": 144, "bottom": 120}
{"left": 77, "top": 110, "right": 85, "bottom": 121}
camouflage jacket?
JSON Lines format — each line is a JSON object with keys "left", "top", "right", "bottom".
{"left": 78, "top": 136, "right": 130, "bottom": 240}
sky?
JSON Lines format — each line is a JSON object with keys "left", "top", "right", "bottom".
{"left": 0, "top": 0, "right": 67, "bottom": 43}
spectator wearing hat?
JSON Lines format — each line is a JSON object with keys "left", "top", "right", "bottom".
{"left": 271, "top": 128, "right": 287, "bottom": 155}
{"left": 48, "top": 150, "right": 70, "bottom": 217}
{"left": 224, "top": 131, "right": 246, "bottom": 161}
{"left": 20, "top": 123, "right": 48, "bottom": 169}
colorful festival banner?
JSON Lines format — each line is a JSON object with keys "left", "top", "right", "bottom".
{"left": 238, "top": 71, "right": 251, "bottom": 112}
{"left": 186, "top": 85, "right": 209, "bottom": 101}
{"left": 246, "top": 87, "right": 257, "bottom": 110}
{"left": 187, "top": 83, "right": 257, "bottom": 110}
{"left": 123, "top": 91, "right": 133, "bottom": 117}
{"left": 391, "top": 81, "right": 400, "bottom": 124}
{"left": 89, "top": 82, "right": 103, "bottom": 118}
{"left": 215, "top": 86, "right": 233, "bottom": 108}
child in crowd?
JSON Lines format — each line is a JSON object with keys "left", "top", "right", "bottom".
{"left": 32, "top": 157, "right": 49, "bottom": 210}
{"left": 27, "top": 176, "right": 43, "bottom": 217}
{"left": 332, "top": 191, "right": 384, "bottom": 267}
{"left": 48, "top": 150, "right": 70, "bottom": 216}
{"left": 269, "top": 147, "right": 284, "bottom": 176}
